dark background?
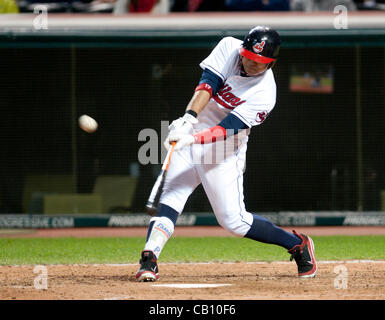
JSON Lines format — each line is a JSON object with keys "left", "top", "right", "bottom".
{"left": 0, "top": 46, "right": 384, "bottom": 213}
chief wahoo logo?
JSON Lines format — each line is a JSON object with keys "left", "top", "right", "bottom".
{"left": 253, "top": 41, "right": 265, "bottom": 53}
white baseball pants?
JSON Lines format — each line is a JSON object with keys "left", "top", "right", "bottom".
{"left": 159, "top": 141, "right": 254, "bottom": 236}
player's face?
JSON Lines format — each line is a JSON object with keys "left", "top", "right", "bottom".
{"left": 241, "top": 56, "right": 268, "bottom": 76}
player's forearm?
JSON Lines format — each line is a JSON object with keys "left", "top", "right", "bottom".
{"left": 185, "top": 89, "right": 211, "bottom": 116}
{"left": 192, "top": 113, "right": 249, "bottom": 145}
{"left": 192, "top": 125, "right": 227, "bottom": 144}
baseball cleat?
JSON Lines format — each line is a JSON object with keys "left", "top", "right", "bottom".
{"left": 136, "top": 250, "right": 160, "bottom": 282}
{"left": 288, "top": 230, "right": 317, "bottom": 278}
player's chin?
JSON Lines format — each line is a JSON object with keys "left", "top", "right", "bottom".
{"left": 245, "top": 68, "right": 266, "bottom": 76}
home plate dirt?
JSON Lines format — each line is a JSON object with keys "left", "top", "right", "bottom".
{"left": 0, "top": 226, "right": 384, "bottom": 300}
{"left": 1, "top": 261, "right": 385, "bottom": 300}
{"left": 152, "top": 283, "right": 232, "bottom": 288}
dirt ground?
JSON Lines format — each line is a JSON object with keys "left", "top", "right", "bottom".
{"left": 0, "top": 226, "right": 384, "bottom": 300}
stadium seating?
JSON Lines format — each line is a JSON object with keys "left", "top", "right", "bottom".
{"left": 92, "top": 175, "right": 138, "bottom": 213}
{"left": 23, "top": 174, "right": 138, "bottom": 214}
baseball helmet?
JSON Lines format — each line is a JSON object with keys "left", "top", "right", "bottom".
{"left": 239, "top": 26, "right": 281, "bottom": 69}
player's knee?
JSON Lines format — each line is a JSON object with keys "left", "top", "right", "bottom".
{"left": 218, "top": 216, "right": 252, "bottom": 237}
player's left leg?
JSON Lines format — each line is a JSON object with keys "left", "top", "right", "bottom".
{"left": 136, "top": 147, "right": 201, "bottom": 282}
{"left": 198, "top": 145, "right": 317, "bottom": 277}
{"left": 136, "top": 204, "right": 178, "bottom": 282}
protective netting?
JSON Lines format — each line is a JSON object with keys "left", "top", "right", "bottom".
{"left": 0, "top": 46, "right": 383, "bottom": 213}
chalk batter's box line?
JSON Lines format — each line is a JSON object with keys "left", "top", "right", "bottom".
{"left": 2, "top": 260, "right": 385, "bottom": 268}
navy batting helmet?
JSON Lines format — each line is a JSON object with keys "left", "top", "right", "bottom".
{"left": 239, "top": 26, "right": 281, "bottom": 69}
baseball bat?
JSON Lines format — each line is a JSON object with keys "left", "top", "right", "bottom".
{"left": 145, "top": 141, "right": 176, "bottom": 216}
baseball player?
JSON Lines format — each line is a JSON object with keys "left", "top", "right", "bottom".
{"left": 136, "top": 26, "right": 317, "bottom": 281}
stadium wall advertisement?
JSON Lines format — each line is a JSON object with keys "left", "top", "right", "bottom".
{"left": 1, "top": 212, "right": 385, "bottom": 229}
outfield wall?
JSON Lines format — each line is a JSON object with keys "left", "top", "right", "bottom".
{"left": 1, "top": 212, "right": 385, "bottom": 228}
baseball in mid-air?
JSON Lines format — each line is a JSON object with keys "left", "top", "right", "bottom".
{"left": 78, "top": 114, "right": 98, "bottom": 133}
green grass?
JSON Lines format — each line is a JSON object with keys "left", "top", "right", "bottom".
{"left": 0, "top": 236, "right": 384, "bottom": 265}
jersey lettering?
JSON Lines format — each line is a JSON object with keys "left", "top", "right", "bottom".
{"left": 214, "top": 85, "right": 246, "bottom": 109}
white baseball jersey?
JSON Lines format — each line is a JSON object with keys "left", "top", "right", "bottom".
{"left": 196, "top": 36, "right": 277, "bottom": 133}
{"left": 158, "top": 36, "right": 278, "bottom": 238}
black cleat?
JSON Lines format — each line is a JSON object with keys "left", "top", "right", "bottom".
{"left": 136, "top": 250, "right": 160, "bottom": 282}
{"left": 288, "top": 230, "right": 317, "bottom": 278}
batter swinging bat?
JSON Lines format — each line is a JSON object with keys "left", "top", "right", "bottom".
{"left": 145, "top": 141, "right": 176, "bottom": 216}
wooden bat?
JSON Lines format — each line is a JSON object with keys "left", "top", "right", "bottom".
{"left": 145, "top": 141, "right": 176, "bottom": 216}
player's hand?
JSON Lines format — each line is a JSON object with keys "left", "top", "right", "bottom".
{"left": 167, "top": 133, "right": 195, "bottom": 151}
{"left": 164, "top": 113, "right": 198, "bottom": 150}
{"left": 169, "top": 113, "right": 198, "bottom": 134}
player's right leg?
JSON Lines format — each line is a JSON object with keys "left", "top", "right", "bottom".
{"left": 197, "top": 144, "right": 317, "bottom": 278}
{"left": 136, "top": 148, "right": 200, "bottom": 282}
{"left": 243, "top": 215, "right": 317, "bottom": 277}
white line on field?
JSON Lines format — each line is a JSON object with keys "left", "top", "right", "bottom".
{"left": 152, "top": 283, "right": 232, "bottom": 288}
{"left": 103, "top": 296, "right": 132, "bottom": 300}
{"left": 241, "top": 293, "right": 385, "bottom": 299}
{"left": 1, "top": 260, "right": 385, "bottom": 267}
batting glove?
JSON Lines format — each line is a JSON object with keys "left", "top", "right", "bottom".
{"left": 164, "top": 113, "right": 198, "bottom": 150}
{"left": 167, "top": 133, "right": 195, "bottom": 151}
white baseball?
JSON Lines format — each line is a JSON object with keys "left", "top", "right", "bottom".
{"left": 79, "top": 114, "right": 98, "bottom": 133}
